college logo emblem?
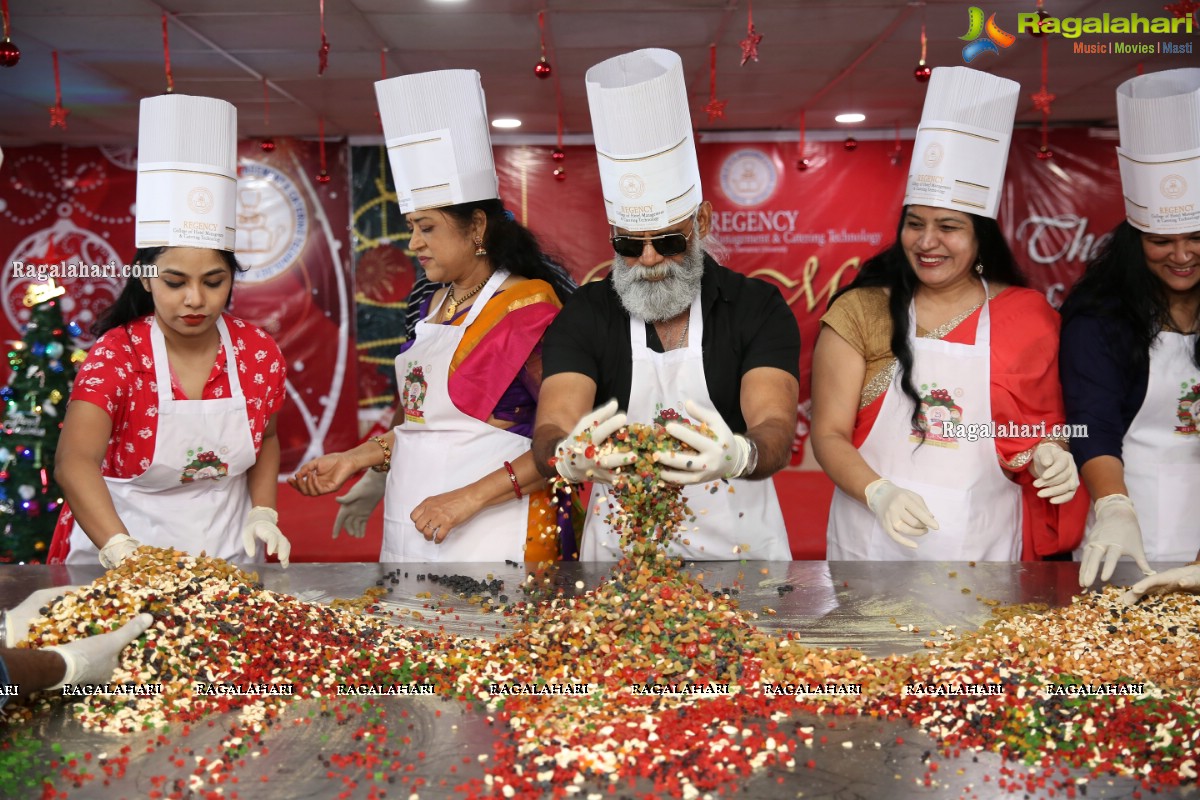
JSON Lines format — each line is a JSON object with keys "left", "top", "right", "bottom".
{"left": 1161, "top": 174, "right": 1187, "bottom": 200}
{"left": 910, "top": 384, "right": 963, "bottom": 448}
{"left": 923, "top": 142, "right": 945, "bottom": 168}
{"left": 1174, "top": 380, "right": 1200, "bottom": 436}
{"left": 180, "top": 448, "right": 231, "bottom": 483}
{"left": 187, "top": 187, "right": 214, "bottom": 215}
{"left": 960, "top": 7, "right": 1016, "bottom": 63}
{"left": 619, "top": 173, "right": 646, "bottom": 199}
{"left": 718, "top": 149, "right": 778, "bottom": 208}
{"left": 403, "top": 362, "right": 429, "bottom": 424}
{"left": 235, "top": 161, "right": 309, "bottom": 284}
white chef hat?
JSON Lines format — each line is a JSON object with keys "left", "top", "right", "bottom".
{"left": 904, "top": 67, "right": 1020, "bottom": 220}
{"left": 136, "top": 94, "right": 238, "bottom": 251}
{"left": 585, "top": 49, "right": 702, "bottom": 232}
{"left": 1116, "top": 68, "right": 1200, "bottom": 235}
{"left": 375, "top": 70, "right": 499, "bottom": 213}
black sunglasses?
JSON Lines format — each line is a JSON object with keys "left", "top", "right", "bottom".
{"left": 610, "top": 227, "right": 695, "bottom": 258}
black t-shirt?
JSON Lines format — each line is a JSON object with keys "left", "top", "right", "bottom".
{"left": 542, "top": 255, "right": 801, "bottom": 432}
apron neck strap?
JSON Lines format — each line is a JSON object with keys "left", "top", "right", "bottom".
{"left": 461, "top": 269, "right": 509, "bottom": 328}
{"left": 907, "top": 278, "right": 992, "bottom": 347}
{"left": 150, "top": 316, "right": 242, "bottom": 404}
{"left": 630, "top": 294, "right": 703, "bottom": 354}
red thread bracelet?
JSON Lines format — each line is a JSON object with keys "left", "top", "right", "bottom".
{"left": 503, "top": 460, "right": 522, "bottom": 499}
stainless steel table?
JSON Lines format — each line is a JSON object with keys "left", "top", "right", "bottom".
{"left": 0, "top": 561, "right": 1188, "bottom": 799}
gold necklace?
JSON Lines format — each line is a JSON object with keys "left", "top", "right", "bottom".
{"left": 443, "top": 278, "right": 488, "bottom": 321}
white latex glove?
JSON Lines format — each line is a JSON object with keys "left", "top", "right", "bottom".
{"left": 44, "top": 613, "right": 154, "bottom": 690}
{"left": 242, "top": 506, "right": 291, "bottom": 568}
{"left": 658, "top": 401, "right": 751, "bottom": 485}
{"left": 1079, "top": 494, "right": 1154, "bottom": 587}
{"left": 864, "top": 479, "right": 940, "bottom": 549}
{"left": 333, "top": 469, "right": 387, "bottom": 539}
{"left": 1121, "top": 564, "right": 1200, "bottom": 606}
{"left": 98, "top": 533, "right": 142, "bottom": 570}
{"left": 1029, "top": 442, "right": 1079, "bottom": 504}
{"left": 554, "top": 399, "right": 637, "bottom": 484}
{"left": 4, "top": 585, "right": 81, "bottom": 647}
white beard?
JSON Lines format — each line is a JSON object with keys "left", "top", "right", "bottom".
{"left": 610, "top": 236, "right": 705, "bottom": 322}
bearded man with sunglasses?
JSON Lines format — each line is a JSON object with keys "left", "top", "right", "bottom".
{"left": 532, "top": 49, "right": 800, "bottom": 561}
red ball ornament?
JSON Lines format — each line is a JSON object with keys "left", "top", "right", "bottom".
{"left": 795, "top": 158, "right": 811, "bottom": 171}
{"left": 0, "top": 39, "right": 20, "bottom": 68}
{"left": 551, "top": 147, "right": 566, "bottom": 162}
{"left": 1028, "top": 10, "right": 1052, "bottom": 38}
{"left": 843, "top": 137, "right": 858, "bottom": 152}
{"left": 0, "top": 471, "right": 8, "bottom": 482}
{"left": 316, "top": 170, "right": 332, "bottom": 184}
{"left": 1036, "top": 145, "right": 1054, "bottom": 160}
{"left": 553, "top": 167, "right": 566, "bottom": 181}
{"left": 534, "top": 57, "right": 552, "bottom": 80}
{"left": 260, "top": 138, "right": 276, "bottom": 153}
{"left": 914, "top": 63, "right": 932, "bottom": 83}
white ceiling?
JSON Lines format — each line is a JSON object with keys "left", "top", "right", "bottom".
{"left": 0, "top": 0, "right": 1191, "bottom": 147}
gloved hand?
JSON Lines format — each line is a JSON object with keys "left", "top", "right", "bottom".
{"left": 242, "top": 506, "right": 292, "bottom": 568}
{"left": 1030, "top": 442, "right": 1080, "bottom": 504}
{"left": 44, "top": 612, "right": 154, "bottom": 689}
{"left": 333, "top": 469, "right": 387, "bottom": 539}
{"left": 1079, "top": 494, "right": 1154, "bottom": 587}
{"left": 99, "top": 533, "right": 142, "bottom": 570}
{"left": 4, "top": 585, "right": 81, "bottom": 647}
{"left": 1121, "top": 563, "right": 1200, "bottom": 606}
{"left": 554, "top": 399, "right": 637, "bottom": 484}
{"left": 865, "top": 479, "right": 939, "bottom": 549}
{"left": 659, "top": 400, "right": 752, "bottom": 485}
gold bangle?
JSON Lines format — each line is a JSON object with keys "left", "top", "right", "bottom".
{"left": 369, "top": 435, "right": 391, "bottom": 473}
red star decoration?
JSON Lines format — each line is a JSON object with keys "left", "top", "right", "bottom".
{"left": 739, "top": 26, "right": 763, "bottom": 66}
{"left": 1031, "top": 87, "right": 1056, "bottom": 115}
{"left": 1164, "top": 0, "right": 1199, "bottom": 20}
{"left": 48, "top": 104, "right": 70, "bottom": 130}
{"left": 318, "top": 36, "right": 330, "bottom": 76}
{"left": 705, "top": 97, "right": 727, "bottom": 122}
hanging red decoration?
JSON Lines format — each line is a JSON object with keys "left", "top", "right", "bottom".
{"left": 739, "top": 0, "right": 763, "bottom": 66}
{"left": 161, "top": 12, "right": 175, "bottom": 93}
{"left": 551, "top": 148, "right": 565, "bottom": 162}
{"left": 316, "top": 115, "right": 331, "bottom": 183}
{"left": 1163, "top": 0, "right": 1199, "bottom": 22}
{"left": 705, "top": 44, "right": 727, "bottom": 122}
{"left": 796, "top": 110, "right": 810, "bottom": 171}
{"left": 0, "top": 0, "right": 19, "bottom": 68}
{"left": 317, "top": 0, "right": 330, "bottom": 76}
{"left": 48, "top": 51, "right": 69, "bottom": 129}
{"left": 260, "top": 79, "right": 275, "bottom": 152}
{"left": 890, "top": 120, "right": 903, "bottom": 165}
{"left": 843, "top": 136, "right": 858, "bottom": 152}
{"left": 914, "top": 3, "right": 930, "bottom": 82}
{"left": 534, "top": 10, "right": 552, "bottom": 79}
{"left": 1027, "top": 0, "right": 1053, "bottom": 38}
{"left": 1034, "top": 35, "right": 1054, "bottom": 160}
{"left": 553, "top": 167, "right": 566, "bottom": 181}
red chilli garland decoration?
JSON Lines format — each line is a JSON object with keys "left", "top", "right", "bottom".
{"left": 260, "top": 79, "right": 275, "bottom": 153}
{"left": 48, "top": 51, "right": 69, "bottom": 129}
{"left": 704, "top": 44, "right": 727, "bottom": 122}
{"left": 0, "top": 0, "right": 20, "bottom": 68}
{"left": 316, "top": 116, "right": 331, "bottom": 183}
{"left": 1032, "top": 36, "right": 1056, "bottom": 160}
{"left": 534, "top": 10, "right": 551, "bottom": 79}
{"left": 161, "top": 12, "right": 174, "bottom": 93}
{"left": 739, "top": 0, "right": 763, "bottom": 65}
{"left": 914, "top": 3, "right": 931, "bottom": 82}
{"left": 317, "top": 0, "right": 330, "bottom": 76}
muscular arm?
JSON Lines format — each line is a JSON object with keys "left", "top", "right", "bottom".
{"left": 532, "top": 373, "right": 599, "bottom": 480}
{"left": 810, "top": 326, "right": 879, "bottom": 504}
{"left": 246, "top": 415, "right": 279, "bottom": 509}
{"left": 54, "top": 400, "right": 127, "bottom": 550}
{"left": 740, "top": 367, "right": 799, "bottom": 478}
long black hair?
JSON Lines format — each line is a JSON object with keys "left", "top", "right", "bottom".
{"left": 1060, "top": 220, "right": 1200, "bottom": 372}
{"left": 91, "top": 247, "right": 246, "bottom": 337}
{"left": 828, "top": 207, "right": 1027, "bottom": 436}
{"left": 440, "top": 199, "right": 575, "bottom": 303}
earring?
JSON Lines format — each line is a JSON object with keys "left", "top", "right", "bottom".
{"left": 974, "top": 261, "right": 984, "bottom": 275}
{"left": 474, "top": 237, "right": 487, "bottom": 257}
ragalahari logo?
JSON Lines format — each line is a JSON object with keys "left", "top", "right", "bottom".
{"left": 960, "top": 7, "right": 1016, "bottom": 63}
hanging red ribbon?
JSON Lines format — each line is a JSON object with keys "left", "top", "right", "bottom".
{"left": 162, "top": 12, "right": 174, "bottom": 93}
{"left": 263, "top": 78, "right": 270, "bottom": 129}
{"left": 1033, "top": 37, "right": 1055, "bottom": 159}
{"left": 2, "top": 0, "right": 11, "bottom": 39}
{"left": 317, "top": 0, "right": 330, "bottom": 76}
{"left": 48, "top": 50, "right": 69, "bottom": 129}
{"left": 316, "top": 115, "right": 331, "bottom": 183}
{"left": 796, "top": 109, "right": 810, "bottom": 170}
{"left": 705, "top": 43, "right": 727, "bottom": 122}
{"left": 913, "top": 3, "right": 931, "bottom": 82}
{"left": 534, "top": 10, "right": 552, "bottom": 78}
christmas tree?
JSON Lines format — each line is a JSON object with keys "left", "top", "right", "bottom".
{"left": 0, "top": 279, "right": 84, "bottom": 563}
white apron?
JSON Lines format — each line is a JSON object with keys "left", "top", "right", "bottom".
{"left": 827, "top": 286, "right": 1022, "bottom": 560}
{"left": 67, "top": 317, "right": 258, "bottom": 565}
{"left": 1084, "top": 331, "right": 1200, "bottom": 562}
{"left": 581, "top": 296, "right": 791, "bottom": 561}
{"left": 382, "top": 270, "right": 529, "bottom": 562}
